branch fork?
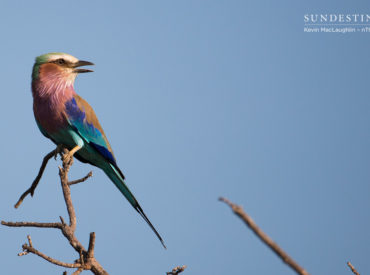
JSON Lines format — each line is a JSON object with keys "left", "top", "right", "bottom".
{"left": 3, "top": 146, "right": 185, "bottom": 274}
{"left": 2, "top": 147, "right": 107, "bottom": 274}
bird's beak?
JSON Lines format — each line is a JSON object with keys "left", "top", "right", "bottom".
{"left": 73, "top": 60, "right": 94, "bottom": 73}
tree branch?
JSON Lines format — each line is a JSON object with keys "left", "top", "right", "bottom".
{"left": 14, "top": 149, "right": 57, "bottom": 208}
{"left": 19, "top": 235, "right": 81, "bottom": 268}
{"left": 166, "top": 265, "right": 187, "bottom": 275}
{"left": 347, "top": 262, "right": 360, "bottom": 275}
{"left": 2, "top": 149, "right": 108, "bottom": 275}
{"left": 1, "top": 221, "right": 62, "bottom": 229}
{"left": 72, "top": 268, "right": 84, "bottom": 275}
{"left": 87, "top": 232, "right": 96, "bottom": 259}
{"left": 219, "top": 197, "right": 310, "bottom": 275}
{"left": 58, "top": 156, "right": 76, "bottom": 231}
{"left": 69, "top": 171, "right": 93, "bottom": 186}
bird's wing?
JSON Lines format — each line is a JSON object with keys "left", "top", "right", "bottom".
{"left": 64, "top": 94, "right": 118, "bottom": 166}
{"left": 64, "top": 94, "right": 164, "bottom": 248}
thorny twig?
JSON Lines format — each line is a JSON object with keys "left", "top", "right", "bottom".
{"left": 219, "top": 197, "right": 310, "bottom": 275}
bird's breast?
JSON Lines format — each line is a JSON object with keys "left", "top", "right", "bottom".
{"left": 33, "top": 88, "right": 74, "bottom": 134}
{"left": 34, "top": 101, "right": 67, "bottom": 134}
{"left": 32, "top": 80, "right": 75, "bottom": 134}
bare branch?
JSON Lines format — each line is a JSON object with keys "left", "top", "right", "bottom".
{"left": 87, "top": 232, "right": 96, "bottom": 259}
{"left": 2, "top": 221, "right": 62, "bottom": 229}
{"left": 347, "top": 262, "right": 360, "bottom": 275}
{"left": 3, "top": 149, "right": 109, "bottom": 275}
{"left": 58, "top": 164, "right": 76, "bottom": 231}
{"left": 21, "top": 243, "right": 81, "bottom": 268}
{"left": 16, "top": 235, "right": 81, "bottom": 268}
{"left": 69, "top": 171, "right": 93, "bottom": 186}
{"left": 14, "top": 149, "right": 56, "bottom": 208}
{"left": 219, "top": 197, "right": 310, "bottom": 275}
{"left": 27, "top": 235, "right": 33, "bottom": 247}
{"left": 7, "top": 147, "right": 182, "bottom": 275}
{"left": 167, "top": 265, "right": 187, "bottom": 275}
{"left": 72, "top": 268, "right": 84, "bottom": 275}
{"left": 60, "top": 216, "right": 66, "bottom": 225}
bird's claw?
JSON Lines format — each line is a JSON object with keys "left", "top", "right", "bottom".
{"left": 54, "top": 144, "right": 63, "bottom": 160}
{"left": 61, "top": 145, "right": 80, "bottom": 166}
{"left": 62, "top": 152, "right": 74, "bottom": 166}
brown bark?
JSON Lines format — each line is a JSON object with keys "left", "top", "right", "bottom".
{"left": 166, "top": 265, "right": 187, "bottom": 275}
{"left": 347, "top": 261, "right": 360, "bottom": 275}
{"left": 2, "top": 148, "right": 108, "bottom": 274}
{"left": 219, "top": 197, "right": 310, "bottom": 275}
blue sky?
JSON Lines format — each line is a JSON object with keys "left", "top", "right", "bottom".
{"left": 1, "top": 1, "right": 369, "bottom": 274}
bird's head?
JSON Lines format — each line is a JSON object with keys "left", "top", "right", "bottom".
{"left": 32, "top": 52, "right": 94, "bottom": 83}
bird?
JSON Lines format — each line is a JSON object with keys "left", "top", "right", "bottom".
{"left": 31, "top": 52, "right": 166, "bottom": 248}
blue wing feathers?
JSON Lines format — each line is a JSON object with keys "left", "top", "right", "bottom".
{"left": 64, "top": 96, "right": 164, "bottom": 246}
{"left": 90, "top": 143, "right": 117, "bottom": 165}
{"left": 65, "top": 97, "right": 116, "bottom": 165}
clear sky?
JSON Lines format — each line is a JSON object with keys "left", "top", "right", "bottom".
{"left": 1, "top": 1, "right": 369, "bottom": 274}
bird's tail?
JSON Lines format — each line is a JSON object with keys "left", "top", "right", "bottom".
{"left": 103, "top": 164, "right": 166, "bottom": 249}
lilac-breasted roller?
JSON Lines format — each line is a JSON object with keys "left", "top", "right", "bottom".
{"left": 31, "top": 52, "right": 165, "bottom": 248}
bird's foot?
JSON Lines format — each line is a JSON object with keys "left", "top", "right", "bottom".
{"left": 62, "top": 152, "right": 74, "bottom": 166}
{"left": 54, "top": 144, "right": 64, "bottom": 160}
{"left": 61, "top": 145, "right": 81, "bottom": 166}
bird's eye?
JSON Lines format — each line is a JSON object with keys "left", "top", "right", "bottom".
{"left": 56, "top": 59, "right": 65, "bottom": 65}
